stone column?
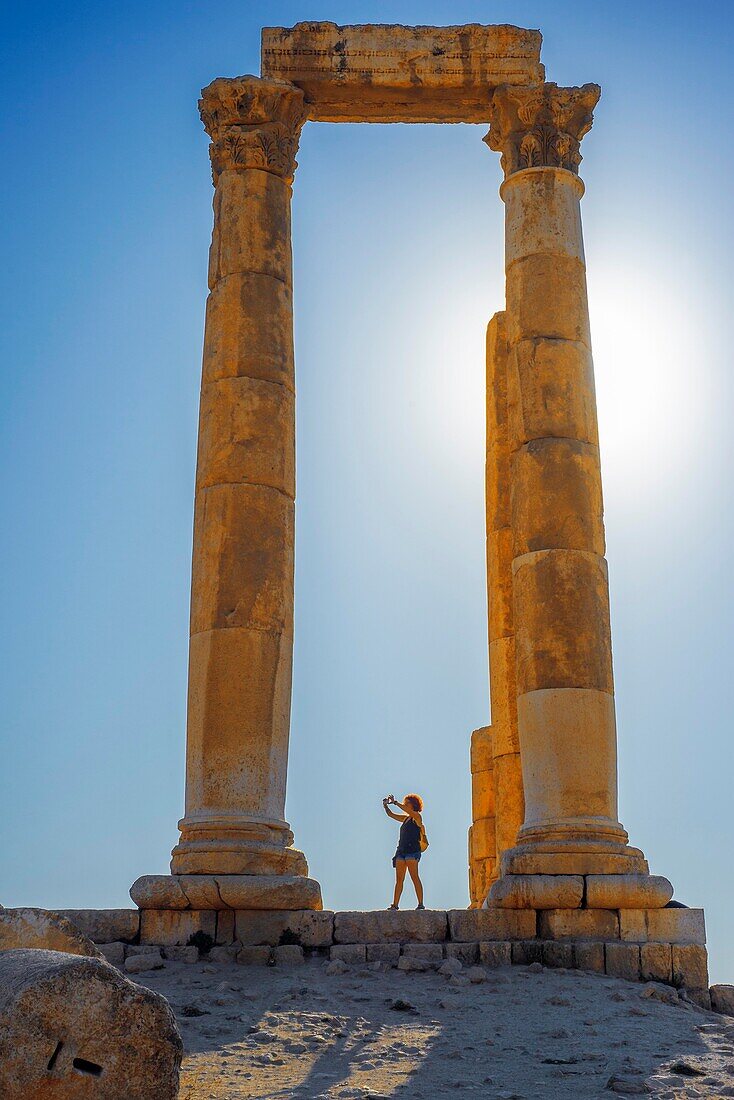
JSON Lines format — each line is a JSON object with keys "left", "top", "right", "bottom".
{"left": 482, "top": 83, "right": 671, "bottom": 909}
{"left": 157, "top": 77, "right": 320, "bottom": 908}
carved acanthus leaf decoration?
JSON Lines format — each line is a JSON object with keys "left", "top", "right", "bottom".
{"left": 199, "top": 75, "right": 306, "bottom": 185}
{"left": 484, "top": 82, "right": 600, "bottom": 179}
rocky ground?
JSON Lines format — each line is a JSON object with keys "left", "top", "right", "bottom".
{"left": 134, "top": 956, "right": 734, "bottom": 1099}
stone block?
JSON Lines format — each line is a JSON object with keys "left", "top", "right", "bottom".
{"left": 446, "top": 942, "right": 479, "bottom": 967}
{"left": 511, "top": 438, "right": 604, "bottom": 557}
{"left": 488, "top": 528, "right": 514, "bottom": 641}
{"left": 710, "top": 985, "right": 734, "bottom": 1016}
{"left": 672, "top": 945, "right": 709, "bottom": 993}
{"left": 573, "top": 942, "right": 605, "bottom": 973}
{"left": 125, "top": 953, "right": 165, "bottom": 974}
{"left": 450, "top": 909, "right": 536, "bottom": 942}
{"left": 235, "top": 909, "right": 333, "bottom": 947}
{"left": 586, "top": 875, "right": 673, "bottom": 910}
{"left": 640, "top": 943, "right": 672, "bottom": 984}
{"left": 57, "top": 908, "right": 141, "bottom": 943}
{"left": 489, "top": 875, "right": 583, "bottom": 909}
{"left": 126, "top": 945, "right": 163, "bottom": 957}
{"left": 480, "top": 941, "right": 512, "bottom": 968}
{"left": 208, "top": 944, "right": 239, "bottom": 964}
{"left": 273, "top": 945, "right": 304, "bottom": 967}
{"left": 539, "top": 909, "right": 619, "bottom": 941}
{"left": 0, "top": 949, "right": 181, "bottom": 1098}
{"left": 98, "top": 942, "right": 126, "bottom": 966}
{"left": 209, "top": 169, "right": 292, "bottom": 288}
{"left": 471, "top": 772, "right": 495, "bottom": 822}
{"left": 0, "top": 909, "right": 101, "bottom": 959}
{"left": 202, "top": 272, "right": 295, "bottom": 389}
{"left": 402, "top": 943, "right": 444, "bottom": 964}
{"left": 508, "top": 338, "right": 598, "bottom": 451}
{"left": 506, "top": 253, "right": 591, "bottom": 347}
{"left": 488, "top": 637, "right": 519, "bottom": 756}
{"left": 502, "top": 849, "right": 648, "bottom": 876}
{"left": 130, "top": 877, "right": 190, "bottom": 910}
{"left": 163, "top": 946, "right": 199, "bottom": 964}
{"left": 493, "top": 753, "right": 525, "bottom": 856}
{"left": 470, "top": 816, "right": 497, "bottom": 862}
{"left": 471, "top": 726, "right": 493, "bottom": 774}
{"left": 513, "top": 550, "right": 613, "bottom": 693}
{"left": 618, "top": 908, "right": 706, "bottom": 945}
{"left": 237, "top": 945, "right": 271, "bottom": 966}
{"left": 503, "top": 170, "right": 585, "bottom": 266}
{"left": 605, "top": 943, "right": 641, "bottom": 982}
{"left": 366, "top": 943, "right": 401, "bottom": 965}
{"left": 175, "top": 876, "right": 222, "bottom": 909}
{"left": 542, "top": 940, "right": 573, "bottom": 969}
{"left": 140, "top": 910, "right": 216, "bottom": 947}
{"left": 511, "top": 940, "right": 543, "bottom": 966}
{"left": 216, "top": 910, "right": 236, "bottom": 944}
{"left": 334, "top": 910, "right": 448, "bottom": 944}
{"left": 330, "top": 944, "right": 366, "bottom": 964}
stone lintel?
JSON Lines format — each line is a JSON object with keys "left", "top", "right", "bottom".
{"left": 261, "top": 22, "right": 544, "bottom": 122}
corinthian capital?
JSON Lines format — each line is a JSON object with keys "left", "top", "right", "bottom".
{"left": 199, "top": 76, "right": 306, "bottom": 185}
{"left": 485, "top": 82, "right": 600, "bottom": 179}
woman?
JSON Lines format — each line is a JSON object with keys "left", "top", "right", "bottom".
{"left": 382, "top": 793, "right": 426, "bottom": 910}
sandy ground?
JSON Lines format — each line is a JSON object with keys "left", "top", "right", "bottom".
{"left": 136, "top": 958, "right": 734, "bottom": 1099}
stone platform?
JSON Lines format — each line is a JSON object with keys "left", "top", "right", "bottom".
{"left": 56, "top": 906, "right": 711, "bottom": 1008}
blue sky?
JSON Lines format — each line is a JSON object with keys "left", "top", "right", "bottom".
{"left": 2, "top": 1, "right": 733, "bottom": 981}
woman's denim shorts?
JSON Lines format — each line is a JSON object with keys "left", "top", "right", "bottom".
{"left": 393, "top": 851, "right": 421, "bottom": 866}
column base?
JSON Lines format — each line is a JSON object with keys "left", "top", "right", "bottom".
{"left": 169, "top": 814, "right": 308, "bottom": 877}
{"left": 130, "top": 873, "right": 323, "bottom": 912}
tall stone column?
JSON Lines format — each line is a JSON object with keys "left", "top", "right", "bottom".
{"left": 481, "top": 83, "right": 671, "bottom": 909}
{"left": 133, "top": 76, "right": 321, "bottom": 911}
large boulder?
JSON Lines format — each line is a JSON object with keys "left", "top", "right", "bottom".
{"left": 0, "top": 909, "right": 101, "bottom": 958}
{"left": 0, "top": 948, "right": 182, "bottom": 1098}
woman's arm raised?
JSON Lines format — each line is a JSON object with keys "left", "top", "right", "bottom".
{"left": 382, "top": 797, "right": 407, "bottom": 822}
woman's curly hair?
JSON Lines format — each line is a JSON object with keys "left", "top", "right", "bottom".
{"left": 405, "top": 793, "right": 423, "bottom": 812}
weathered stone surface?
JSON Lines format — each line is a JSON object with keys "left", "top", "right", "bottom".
{"left": 710, "top": 985, "right": 734, "bottom": 1016}
{"left": 98, "top": 942, "right": 126, "bottom": 966}
{"left": 511, "top": 438, "right": 604, "bottom": 556}
{"left": 0, "top": 949, "right": 181, "bottom": 1098}
{"left": 366, "top": 943, "right": 401, "bottom": 965}
{"left": 131, "top": 876, "right": 189, "bottom": 910}
{"left": 402, "top": 943, "right": 444, "bottom": 964}
{"left": 330, "top": 944, "right": 366, "bottom": 964}
{"left": 57, "top": 908, "right": 141, "bottom": 944}
{"left": 216, "top": 909, "right": 236, "bottom": 943}
{"left": 273, "top": 944, "right": 303, "bottom": 966}
{"left": 488, "top": 87, "right": 600, "bottom": 180}
{"left": 237, "top": 945, "right": 271, "bottom": 966}
{"left": 261, "top": 22, "right": 545, "bottom": 122}
{"left": 573, "top": 941, "right": 605, "bottom": 973}
{"left": 672, "top": 945, "right": 709, "bottom": 993}
{"left": 640, "top": 943, "right": 672, "bottom": 984}
{"left": 234, "top": 908, "right": 332, "bottom": 946}
{"left": 542, "top": 940, "right": 573, "bottom": 968}
{"left": 503, "top": 168, "right": 586, "bottom": 264}
{"left": 446, "top": 942, "right": 479, "bottom": 966}
{"left": 489, "top": 874, "right": 583, "bottom": 910}
{"left": 177, "top": 875, "right": 224, "bottom": 910}
{"left": 511, "top": 940, "right": 543, "bottom": 966}
{"left": 218, "top": 873, "right": 324, "bottom": 912}
{"left": 163, "top": 946, "right": 199, "bottom": 964}
{"left": 140, "top": 910, "right": 216, "bottom": 947}
{"left": 0, "top": 909, "right": 101, "bottom": 959}
{"left": 539, "top": 909, "right": 619, "bottom": 941}
{"left": 493, "top": 752, "right": 525, "bottom": 862}
{"left": 605, "top": 943, "right": 641, "bottom": 982}
{"left": 508, "top": 338, "right": 598, "bottom": 450}
{"left": 450, "top": 909, "right": 536, "bottom": 941}
{"left": 502, "top": 849, "right": 648, "bottom": 876}
{"left": 202, "top": 274, "right": 295, "bottom": 389}
{"left": 335, "top": 911, "right": 448, "bottom": 944}
{"left": 125, "top": 953, "right": 165, "bottom": 974}
{"left": 480, "top": 941, "right": 512, "bottom": 968}
{"left": 208, "top": 169, "right": 293, "bottom": 287}
{"left": 506, "top": 253, "right": 591, "bottom": 348}
{"left": 586, "top": 874, "right": 673, "bottom": 910}
{"left": 618, "top": 908, "right": 706, "bottom": 945}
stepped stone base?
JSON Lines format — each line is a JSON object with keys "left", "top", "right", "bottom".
{"left": 129, "top": 874, "right": 323, "bottom": 912}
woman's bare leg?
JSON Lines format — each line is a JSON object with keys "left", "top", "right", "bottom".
{"left": 392, "top": 861, "right": 408, "bottom": 907}
{"left": 406, "top": 859, "right": 424, "bottom": 905}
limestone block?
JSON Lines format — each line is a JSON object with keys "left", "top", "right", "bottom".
{"left": 605, "top": 943, "right": 641, "bottom": 982}
{"left": 517, "top": 688, "right": 619, "bottom": 828}
{"left": 480, "top": 941, "right": 512, "bottom": 968}
{"left": 218, "top": 876, "right": 322, "bottom": 911}
{"left": 0, "top": 909, "right": 101, "bottom": 959}
{"left": 330, "top": 944, "right": 366, "bottom": 964}
{"left": 512, "top": 549, "right": 613, "bottom": 693}
{"left": 470, "top": 816, "right": 497, "bottom": 862}
{"left": 502, "top": 850, "right": 649, "bottom": 876}
{"left": 196, "top": 378, "right": 295, "bottom": 497}
{"left": 511, "top": 438, "right": 605, "bottom": 556}
{"left": 202, "top": 273, "right": 295, "bottom": 389}
{"left": 235, "top": 908, "right": 332, "bottom": 946}
{"left": 402, "top": 943, "right": 444, "bottom": 964}
{"left": 57, "top": 909, "right": 141, "bottom": 943}
{"left": 163, "top": 946, "right": 199, "bottom": 964}
{"left": 446, "top": 942, "right": 479, "bottom": 966}
{"left": 334, "top": 910, "right": 448, "bottom": 944}
{"left": 125, "top": 954, "right": 164, "bottom": 975}
{"left": 190, "top": 483, "right": 293, "bottom": 635}
{"left": 209, "top": 943, "right": 240, "bottom": 964}
{"left": 449, "top": 909, "right": 536, "bottom": 942}
{"left": 542, "top": 940, "right": 574, "bottom": 969}
{"left": 0, "top": 949, "right": 182, "bottom": 1099}
{"left": 471, "top": 770, "right": 495, "bottom": 821}
{"left": 672, "top": 945, "right": 709, "bottom": 993}
{"left": 511, "top": 940, "right": 543, "bottom": 966}
{"left": 503, "top": 168, "right": 585, "bottom": 266}
{"left": 470, "top": 726, "right": 493, "bottom": 774}
{"left": 486, "top": 311, "right": 509, "bottom": 424}
{"left": 493, "top": 752, "right": 525, "bottom": 857}
{"left": 488, "top": 637, "right": 519, "bottom": 756}
{"left": 506, "top": 253, "right": 591, "bottom": 347}
{"left": 261, "top": 23, "right": 545, "bottom": 123}
{"left": 489, "top": 874, "right": 583, "bottom": 910}
{"left": 539, "top": 909, "right": 619, "bottom": 941}
{"left": 126, "top": 946, "right": 162, "bottom": 958}
{"left": 273, "top": 945, "right": 304, "bottom": 966}
{"left": 640, "top": 943, "right": 672, "bottom": 984}
{"left": 573, "top": 942, "right": 605, "bottom": 973}
{"left": 216, "top": 910, "right": 236, "bottom": 944}
{"left": 710, "top": 986, "right": 734, "bottom": 1016}
{"left": 140, "top": 910, "right": 216, "bottom": 947}
{"left": 586, "top": 875, "right": 673, "bottom": 911}
{"left": 618, "top": 908, "right": 706, "bottom": 945}
{"left": 486, "top": 446, "right": 511, "bottom": 531}
{"left": 508, "top": 338, "right": 598, "bottom": 449}
{"left": 98, "top": 942, "right": 126, "bottom": 966}
{"left": 366, "top": 943, "right": 401, "bottom": 965}
{"left": 237, "top": 945, "right": 271, "bottom": 966}
{"left": 175, "top": 876, "right": 222, "bottom": 909}
{"left": 208, "top": 169, "right": 292, "bottom": 288}
{"left": 130, "top": 876, "right": 189, "bottom": 910}
{"left": 488, "top": 527, "right": 514, "bottom": 641}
